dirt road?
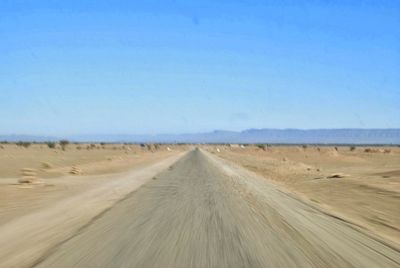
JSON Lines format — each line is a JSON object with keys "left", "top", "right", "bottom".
{"left": 34, "top": 149, "right": 400, "bottom": 267}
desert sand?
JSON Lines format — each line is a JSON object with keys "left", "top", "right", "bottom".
{"left": 207, "top": 145, "right": 400, "bottom": 245}
{"left": 0, "top": 143, "right": 186, "bottom": 224}
{"left": 0, "top": 144, "right": 399, "bottom": 267}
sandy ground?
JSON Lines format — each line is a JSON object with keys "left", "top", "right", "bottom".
{"left": 207, "top": 145, "right": 400, "bottom": 245}
{"left": 34, "top": 150, "right": 400, "bottom": 267}
{"left": 0, "top": 143, "right": 186, "bottom": 179}
{"left": 0, "top": 144, "right": 186, "bottom": 224}
{"left": 1, "top": 145, "right": 399, "bottom": 267}
{"left": 0, "top": 151, "right": 186, "bottom": 267}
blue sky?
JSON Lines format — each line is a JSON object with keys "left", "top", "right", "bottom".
{"left": 1, "top": 0, "right": 399, "bottom": 135}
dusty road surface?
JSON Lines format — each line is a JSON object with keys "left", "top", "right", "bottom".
{"left": 32, "top": 150, "right": 400, "bottom": 267}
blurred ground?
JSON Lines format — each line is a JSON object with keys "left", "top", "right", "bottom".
{"left": 0, "top": 143, "right": 186, "bottom": 224}
{"left": 1, "top": 144, "right": 399, "bottom": 267}
{"left": 32, "top": 150, "right": 400, "bottom": 267}
{"left": 205, "top": 145, "right": 400, "bottom": 244}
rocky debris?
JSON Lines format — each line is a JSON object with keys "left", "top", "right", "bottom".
{"left": 70, "top": 166, "right": 82, "bottom": 175}
{"left": 41, "top": 162, "right": 52, "bottom": 169}
{"left": 19, "top": 168, "right": 42, "bottom": 184}
{"left": 327, "top": 173, "right": 347, "bottom": 179}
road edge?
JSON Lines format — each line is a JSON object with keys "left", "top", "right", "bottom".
{"left": 0, "top": 151, "right": 188, "bottom": 268}
{"left": 203, "top": 149, "right": 400, "bottom": 253}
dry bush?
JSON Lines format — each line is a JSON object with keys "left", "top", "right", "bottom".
{"left": 350, "top": 146, "right": 356, "bottom": 151}
{"left": 256, "top": 144, "right": 266, "bottom": 151}
{"left": 46, "top": 142, "right": 56, "bottom": 149}
{"left": 59, "top": 140, "right": 69, "bottom": 150}
{"left": 16, "top": 141, "right": 31, "bottom": 148}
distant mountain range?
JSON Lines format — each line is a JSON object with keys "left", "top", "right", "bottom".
{"left": 1, "top": 129, "right": 400, "bottom": 144}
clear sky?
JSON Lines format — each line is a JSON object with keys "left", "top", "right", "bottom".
{"left": 1, "top": 0, "right": 399, "bottom": 135}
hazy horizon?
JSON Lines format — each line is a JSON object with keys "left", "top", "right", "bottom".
{"left": 2, "top": 127, "right": 400, "bottom": 137}
{"left": 2, "top": 1, "right": 399, "bottom": 136}
{"left": 2, "top": 128, "right": 400, "bottom": 145}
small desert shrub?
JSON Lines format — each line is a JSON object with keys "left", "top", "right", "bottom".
{"left": 46, "top": 142, "right": 56, "bottom": 149}
{"left": 364, "top": 148, "right": 378, "bottom": 153}
{"left": 16, "top": 141, "right": 31, "bottom": 148}
{"left": 76, "top": 145, "right": 82, "bottom": 150}
{"left": 59, "top": 140, "right": 69, "bottom": 150}
{"left": 350, "top": 146, "right": 356, "bottom": 151}
{"left": 302, "top": 145, "right": 308, "bottom": 150}
{"left": 256, "top": 144, "right": 266, "bottom": 151}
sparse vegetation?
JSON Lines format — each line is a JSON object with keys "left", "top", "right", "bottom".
{"left": 256, "top": 144, "right": 266, "bottom": 151}
{"left": 46, "top": 142, "right": 56, "bottom": 149}
{"left": 364, "top": 148, "right": 379, "bottom": 153}
{"left": 59, "top": 140, "right": 69, "bottom": 151}
{"left": 350, "top": 146, "right": 356, "bottom": 151}
{"left": 16, "top": 141, "right": 31, "bottom": 148}
{"left": 89, "top": 144, "right": 96, "bottom": 150}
